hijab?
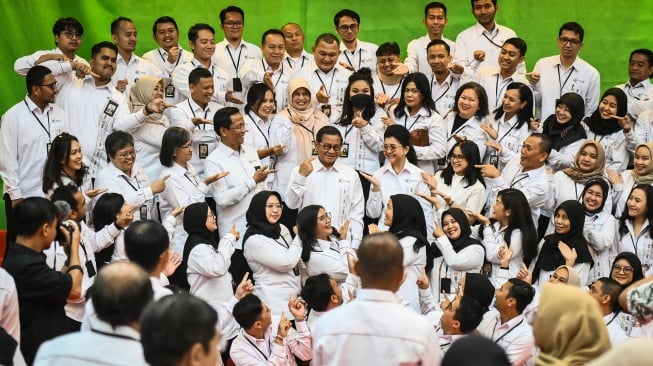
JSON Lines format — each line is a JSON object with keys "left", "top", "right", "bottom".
{"left": 180, "top": 202, "right": 216, "bottom": 290}
{"left": 582, "top": 178, "right": 610, "bottom": 215}
{"left": 631, "top": 142, "right": 653, "bottom": 184}
{"left": 534, "top": 283, "right": 611, "bottom": 366}
{"left": 534, "top": 201, "right": 593, "bottom": 281}
{"left": 542, "top": 92, "right": 587, "bottom": 151}
{"left": 611, "top": 252, "right": 645, "bottom": 285}
{"left": 463, "top": 273, "right": 495, "bottom": 312}
{"left": 284, "top": 77, "right": 328, "bottom": 162}
{"left": 562, "top": 141, "right": 607, "bottom": 184}
{"left": 128, "top": 76, "right": 166, "bottom": 125}
{"left": 588, "top": 339, "right": 653, "bottom": 366}
{"left": 388, "top": 194, "right": 434, "bottom": 273}
{"left": 435, "top": 208, "right": 483, "bottom": 258}
{"left": 584, "top": 88, "right": 628, "bottom": 136}
{"left": 242, "top": 191, "right": 283, "bottom": 246}
{"left": 442, "top": 334, "right": 510, "bottom": 366}
{"left": 553, "top": 265, "right": 581, "bottom": 287}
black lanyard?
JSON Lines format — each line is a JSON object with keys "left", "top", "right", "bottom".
{"left": 606, "top": 312, "right": 619, "bottom": 327}
{"left": 627, "top": 84, "right": 643, "bottom": 100}
{"left": 248, "top": 113, "right": 270, "bottom": 147}
{"left": 90, "top": 328, "right": 140, "bottom": 342}
{"left": 288, "top": 112, "right": 315, "bottom": 141}
{"left": 315, "top": 68, "right": 336, "bottom": 97}
{"left": 482, "top": 31, "right": 503, "bottom": 48}
{"left": 496, "top": 119, "right": 519, "bottom": 144}
{"left": 157, "top": 48, "right": 183, "bottom": 68}
{"left": 431, "top": 75, "right": 452, "bottom": 104}
{"left": 191, "top": 60, "right": 214, "bottom": 76}
{"left": 404, "top": 115, "right": 422, "bottom": 131}
{"left": 184, "top": 173, "right": 199, "bottom": 187}
{"left": 380, "top": 78, "right": 402, "bottom": 100}
{"left": 188, "top": 100, "right": 210, "bottom": 130}
{"left": 244, "top": 335, "right": 271, "bottom": 360}
{"left": 262, "top": 59, "right": 284, "bottom": 87}
{"left": 510, "top": 173, "right": 528, "bottom": 188}
{"left": 226, "top": 44, "right": 243, "bottom": 73}
{"left": 628, "top": 231, "right": 643, "bottom": 255}
{"left": 24, "top": 99, "right": 51, "bottom": 141}
{"left": 491, "top": 319, "right": 524, "bottom": 343}
{"left": 120, "top": 175, "right": 141, "bottom": 191}
{"left": 343, "top": 48, "right": 362, "bottom": 70}
{"left": 495, "top": 74, "right": 510, "bottom": 105}
{"left": 557, "top": 64, "right": 576, "bottom": 95}
{"left": 286, "top": 56, "right": 306, "bottom": 69}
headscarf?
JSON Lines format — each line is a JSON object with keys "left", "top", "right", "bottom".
{"left": 534, "top": 201, "right": 593, "bottom": 282}
{"left": 388, "top": 194, "right": 434, "bottom": 273}
{"left": 553, "top": 265, "right": 581, "bottom": 287}
{"left": 435, "top": 208, "right": 483, "bottom": 257}
{"left": 561, "top": 141, "right": 606, "bottom": 184}
{"left": 611, "top": 252, "right": 645, "bottom": 285}
{"left": 284, "top": 77, "right": 328, "bottom": 162}
{"left": 128, "top": 76, "right": 166, "bottom": 125}
{"left": 534, "top": 283, "right": 611, "bottom": 366}
{"left": 631, "top": 142, "right": 653, "bottom": 184}
{"left": 463, "top": 273, "right": 495, "bottom": 312}
{"left": 542, "top": 92, "right": 587, "bottom": 151}
{"left": 588, "top": 339, "right": 653, "bottom": 366}
{"left": 584, "top": 88, "right": 628, "bottom": 136}
{"left": 242, "top": 191, "right": 283, "bottom": 246}
{"left": 180, "top": 202, "right": 217, "bottom": 290}
{"left": 581, "top": 178, "right": 610, "bottom": 215}
{"left": 442, "top": 334, "right": 510, "bottom": 366}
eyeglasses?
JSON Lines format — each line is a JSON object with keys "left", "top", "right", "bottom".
{"left": 558, "top": 37, "right": 581, "bottom": 46}
{"left": 265, "top": 204, "right": 283, "bottom": 211}
{"left": 338, "top": 24, "right": 359, "bottom": 32}
{"left": 383, "top": 144, "right": 402, "bottom": 152}
{"left": 612, "top": 265, "right": 634, "bottom": 275}
{"left": 230, "top": 124, "right": 246, "bottom": 131}
{"left": 116, "top": 150, "right": 136, "bottom": 158}
{"left": 39, "top": 82, "right": 58, "bottom": 91}
{"left": 61, "top": 31, "right": 81, "bottom": 39}
{"left": 550, "top": 272, "right": 568, "bottom": 284}
{"left": 224, "top": 21, "right": 244, "bottom": 28}
{"left": 449, "top": 154, "right": 466, "bottom": 162}
{"left": 318, "top": 143, "right": 341, "bottom": 152}
{"left": 318, "top": 212, "right": 332, "bottom": 222}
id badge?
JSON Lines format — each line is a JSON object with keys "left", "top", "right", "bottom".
{"left": 140, "top": 205, "right": 148, "bottom": 220}
{"left": 437, "top": 158, "right": 446, "bottom": 166}
{"left": 340, "top": 143, "right": 349, "bottom": 158}
{"left": 489, "top": 154, "right": 499, "bottom": 168}
{"left": 232, "top": 77, "right": 243, "bottom": 92}
{"left": 440, "top": 277, "right": 452, "bottom": 294}
{"left": 199, "top": 143, "right": 209, "bottom": 159}
{"left": 103, "top": 100, "right": 119, "bottom": 117}
{"left": 165, "top": 84, "right": 175, "bottom": 98}
{"left": 47, "top": 142, "right": 52, "bottom": 154}
{"left": 321, "top": 104, "right": 331, "bottom": 117}
{"left": 311, "top": 143, "right": 318, "bottom": 156}
{"left": 85, "top": 260, "right": 97, "bottom": 278}
{"left": 268, "top": 156, "right": 277, "bottom": 170}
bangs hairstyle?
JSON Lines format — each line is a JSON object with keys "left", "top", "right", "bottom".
{"left": 394, "top": 73, "right": 435, "bottom": 119}
{"left": 441, "top": 140, "right": 485, "bottom": 188}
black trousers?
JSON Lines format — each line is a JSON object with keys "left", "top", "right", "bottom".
{"left": 3, "top": 194, "right": 17, "bottom": 244}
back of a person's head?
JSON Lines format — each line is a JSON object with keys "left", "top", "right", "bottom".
{"left": 507, "top": 278, "right": 536, "bottom": 314}
{"left": 93, "top": 262, "right": 154, "bottom": 328}
{"left": 301, "top": 274, "right": 334, "bottom": 312}
{"left": 442, "top": 334, "right": 510, "bottom": 366}
{"left": 14, "top": 197, "right": 57, "bottom": 237}
{"left": 232, "top": 294, "right": 263, "bottom": 330}
{"left": 124, "top": 220, "right": 170, "bottom": 273}
{"left": 356, "top": 232, "right": 404, "bottom": 290}
{"left": 141, "top": 294, "right": 218, "bottom": 366}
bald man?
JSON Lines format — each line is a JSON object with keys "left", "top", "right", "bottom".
{"left": 312, "top": 233, "right": 441, "bottom": 365}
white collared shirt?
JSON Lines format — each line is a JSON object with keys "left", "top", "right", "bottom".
{"left": 338, "top": 39, "right": 378, "bottom": 72}
{"left": 0, "top": 97, "right": 65, "bottom": 199}
{"left": 430, "top": 236, "right": 485, "bottom": 301}
{"left": 486, "top": 115, "right": 530, "bottom": 168}
{"left": 334, "top": 107, "right": 385, "bottom": 173}
{"left": 111, "top": 52, "right": 162, "bottom": 96}
{"left": 142, "top": 46, "right": 194, "bottom": 77}
{"left": 604, "top": 312, "right": 629, "bottom": 346}
{"left": 213, "top": 38, "right": 262, "bottom": 80}
{"left": 479, "top": 224, "right": 526, "bottom": 287}
{"left": 204, "top": 142, "right": 263, "bottom": 249}
{"left": 300, "top": 237, "right": 352, "bottom": 284}
{"left": 531, "top": 55, "right": 600, "bottom": 119}
{"left": 283, "top": 50, "right": 313, "bottom": 72}
{"left": 442, "top": 111, "right": 490, "bottom": 159}
{"left": 294, "top": 64, "right": 352, "bottom": 123}
{"left": 230, "top": 319, "right": 312, "bottom": 366}
{"left": 617, "top": 78, "right": 653, "bottom": 118}
{"left": 434, "top": 170, "right": 486, "bottom": 214}
{"left": 187, "top": 233, "right": 237, "bottom": 304}
{"left": 244, "top": 112, "right": 286, "bottom": 172}
{"left": 132, "top": 114, "right": 169, "bottom": 180}
{"left": 171, "top": 57, "right": 231, "bottom": 105}
{"left": 454, "top": 23, "right": 518, "bottom": 71}
{"left": 240, "top": 58, "right": 294, "bottom": 110}
{"left": 618, "top": 218, "right": 653, "bottom": 274}
{"left": 14, "top": 47, "right": 89, "bottom": 85}
{"left": 465, "top": 66, "right": 530, "bottom": 110}
{"left": 584, "top": 211, "right": 618, "bottom": 284}
{"left": 405, "top": 34, "right": 455, "bottom": 74}
{"left": 478, "top": 311, "right": 534, "bottom": 366}
{"left": 430, "top": 72, "right": 460, "bottom": 114}
{"left": 285, "top": 159, "right": 364, "bottom": 248}
{"left": 373, "top": 74, "right": 403, "bottom": 105}
{"left": 392, "top": 106, "right": 448, "bottom": 174}
{"left": 629, "top": 109, "right": 653, "bottom": 153}
{"left": 95, "top": 162, "right": 155, "bottom": 221}
{"left": 312, "top": 288, "right": 442, "bottom": 366}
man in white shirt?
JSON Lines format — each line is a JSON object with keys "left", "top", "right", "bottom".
{"left": 169, "top": 67, "right": 223, "bottom": 176}
{"left": 295, "top": 34, "right": 352, "bottom": 123}
{"left": 454, "top": 0, "right": 519, "bottom": 72}
{"left": 14, "top": 17, "right": 89, "bottom": 84}
{"left": 34, "top": 262, "right": 152, "bottom": 366}
{"left": 142, "top": 16, "right": 194, "bottom": 104}
{"left": 213, "top": 6, "right": 262, "bottom": 87}
{"left": 313, "top": 232, "right": 441, "bottom": 365}
{"left": 281, "top": 23, "right": 313, "bottom": 71}
{"left": 300, "top": 273, "right": 345, "bottom": 330}
{"left": 334, "top": 9, "right": 378, "bottom": 73}
{"left": 373, "top": 42, "right": 404, "bottom": 109}
{"left": 110, "top": 17, "right": 161, "bottom": 95}
{"left": 616, "top": 48, "right": 653, "bottom": 119}
{"left": 1, "top": 66, "right": 65, "bottom": 243}
{"left": 439, "top": 295, "right": 485, "bottom": 354}
{"left": 589, "top": 277, "right": 629, "bottom": 346}
{"left": 285, "top": 126, "right": 364, "bottom": 248}
{"left": 530, "top": 22, "right": 600, "bottom": 119}
{"left": 478, "top": 278, "right": 536, "bottom": 366}
{"left": 426, "top": 39, "right": 460, "bottom": 113}
{"left": 405, "top": 2, "right": 455, "bottom": 75}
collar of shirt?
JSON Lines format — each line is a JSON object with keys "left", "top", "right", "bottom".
{"left": 92, "top": 320, "right": 141, "bottom": 341}
{"left": 108, "top": 161, "right": 139, "bottom": 179}
{"left": 474, "top": 22, "right": 499, "bottom": 37}
{"left": 626, "top": 78, "right": 651, "bottom": 90}
{"left": 24, "top": 95, "right": 53, "bottom": 115}
{"left": 223, "top": 39, "right": 246, "bottom": 51}
{"left": 117, "top": 52, "right": 139, "bottom": 66}
{"left": 432, "top": 71, "right": 455, "bottom": 87}
{"left": 313, "top": 158, "right": 342, "bottom": 173}
{"left": 217, "top": 141, "right": 242, "bottom": 157}
{"left": 355, "top": 288, "right": 399, "bottom": 303}
{"left": 495, "top": 313, "right": 525, "bottom": 330}
{"left": 519, "top": 163, "right": 546, "bottom": 179}
{"left": 83, "top": 77, "right": 114, "bottom": 91}
{"left": 191, "top": 57, "right": 215, "bottom": 71}
{"left": 554, "top": 56, "right": 580, "bottom": 71}
{"left": 188, "top": 96, "right": 211, "bottom": 115}
{"left": 403, "top": 106, "right": 430, "bottom": 119}
{"left": 339, "top": 40, "right": 361, "bottom": 54}
{"left": 171, "top": 161, "right": 194, "bottom": 176}
{"left": 625, "top": 217, "right": 650, "bottom": 236}
{"left": 380, "top": 161, "right": 418, "bottom": 177}
{"left": 498, "top": 114, "right": 518, "bottom": 126}
{"left": 242, "top": 328, "right": 272, "bottom": 350}
{"left": 262, "top": 58, "right": 282, "bottom": 74}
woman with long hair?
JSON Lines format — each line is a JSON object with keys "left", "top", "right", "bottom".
{"left": 610, "top": 252, "right": 645, "bottom": 336}
{"left": 541, "top": 92, "right": 587, "bottom": 171}
{"left": 582, "top": 88, "right": 630, "bottom": 171}
{"left": 617, "top": 184, "right": 653, "bottom": 275}
{"left": 42, "top": 132, "right": 100, "bottom": 199}
{"left": 91, "top": 193, "right": 133, "bottom": 269}
{"left": 610, "top": 142, "right": 653, "bottom": 215}
{"left": 243, "top": 83, "right": 285, "bottom": 172}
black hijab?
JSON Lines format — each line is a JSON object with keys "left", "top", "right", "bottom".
{"left": 582, "top": 178, "right": 610, "bottom": 216}
{"left": 463, "top": 273, "right": 495, "bottom": 312}
{"left": 242, "top": 190, "right": 283, "bottom": 246}
{"left": 179, "top": 202, "right": 217, "bottom": 290}
{"left": 442, "top": 335, "right": 510, "bottom": 366}
{"left": 388, "top": 194, "right": 434, "bottom": 273}
{"left": 584, "top": 88, "right": 628, "bottom": 135}
{"left": 542, "top": 92, "right": 587, "bottom": 151}
{"left": 534, "top": 200, "right": 593, "bottom": 281}
{"left": 435, "top": 208, "right": 483, "bottom": 258}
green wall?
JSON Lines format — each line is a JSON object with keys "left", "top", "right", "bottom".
{"left": 1, "top": 0, "right": 652, "bottom": 229}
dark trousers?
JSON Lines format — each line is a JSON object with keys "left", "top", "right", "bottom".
{"left": 3, "top": 194, "right": 17, "bottom": 244}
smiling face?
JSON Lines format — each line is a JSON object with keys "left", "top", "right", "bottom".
{"left": 315, "top": 207, "right": 333, "bottom": 239}
{"left": 189, "top": 77, "right": 214, "bottom": 107}
{"left": 498, "top": 43, "right": 523, "bottom": 74}
{"left": 427, "top": 44, "right": 451, "bottom": 75}
{"left": 151, "top": 80, "right": 165, "bottom": 100}
{"left": 377, "top": 54, "right": 400, "bottom": 77}
{"left": 291, "top": 87, "right": 311, "bottom": 111}
{"left": 555, "top": 103, "right": 572, "bottom": 124}
{"left": 442, "top": 213, "right": 461, "bottom": 240}
{"left": 598, "top": 95, "right": 618, "bottom": 119}
{"left": 262, "top": 33, "right": 285, "bottom": 68}
{"left": 313, "top": 40, "right": 339, "bottom": 73}
{"left": 110, "top": 144, "right": 136, "bottom": 174}
{"left": 472, "top": 0, "right": 497, "bottom": 28}
{"left": 403, "top": 81, "right": 423, "bottom": 110}
{"left": 549, "top": 267, "right": 569, "bottom": 284}
{"left": 502, "top": 88, "right": 526, "bottom": 119}
{"left": 611, "top": 258, "right": 635, "bottom": 286}
{"left": 383, "top": 198, "right": 394, "bottom": 227}
{"left": 633, "top": 146, "right": 653, "bottom": 175}
{"left": 112, "top": 20, "right": 137, "bottom": 54}
{"left": 190, "top": 29, "right": 216, "bottom": 62}
{"left": 424, "top": 6, "right": 447, "bottom": 38}
{"left": 457, "top": 88, "right": 480, "bottom": 119}
{"left": 520, "top": 136, "right": 547, "bottom": 171}
{"left": 576, "top": 144, "right": 599, "bottom": 173}
{"left": 491, "top": 194, "right": 510, "bottom": 223}
{"left": 627, "top": 187, "right": 648, "bottom": 219}
{"left": 315, "top": 133, "right": 342, "bottom": 168}
{"left": 90, "top": 46, "right": 117, "bottom": 81}
{"left": 265, "top": 195, "right": 282, "bottom": 224}
{"left": 154, "top": 21, "right": 179, "bottom": 50}
{"left": 256, "top": 90, "right": 275, "bottom": 120}
{"left": 383, "top": 136, "right": 408, "bottom": 166}
{"left": 335, "top": 16, "right": 359, "bottom": 43}
{"left": 174, "top": 140, "right": 193, "bottom": 165}
{"left": 449, "top": 146, "right": 469, "bottom": 176}
{"left": 205, "top": 208, "right": 217, "bottom": 232}
{"left": 553, "top": 208, "right": 571, "bottom": 234}
{"left": 63, "top": 139, "right": 83, "bottom": 174}
{"left": 583, "top": 183, "right": 605, "bottom": 212}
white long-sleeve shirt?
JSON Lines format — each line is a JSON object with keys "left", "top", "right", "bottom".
{"left": 294, "top": 64, "right": 352, "bottom": 123}
{"left": 584, "top": 212, "right": 618, "bottom": 284}
{"left": 477, "top": 312, "right": 534, "bottom": 366}
{"left": 582, "top": 123, "right": 629, "bottom": 172}
{"left": 301, "top": 237, "right": 352, "bottom": 284}
{"left": 405, "top": 34, "right": 455, "bottom": 74}
{"left": 240, "top": 58, "right": 294, "bottom": 110}
{"left": 430, "top": 235, "right": 485, "bottom": 301}
{"left": 213, "top": 39, "right": 262, "bottom": 80}
{"left": 616, "top": 79, "right": 653, "bottom": 119}
{"left": 333, "top": 108, "right": 385, "bottom": 174}
{"left": 477, "top": 223, "right": 525, "bottom": 288}
{"left": 111, "top": 53, "right": 162, "bottom": 96}
{"left": 454, "top": 23, "right": 518, "bottom": 71}
{"left": 187, "top": 233, "right": 236, "bottom": 305}
{"left": 442, "top": 111, "right": 490, "bottom": 160}
{"left": 230, "top": 319, "right": 312, "bottom": 366}
{"left": 14, "top": 47, "right": 89, "bottom": 85}
{"left": 94, "top": 162, "right": 155, "bottom": 221}
{"left": 392, "top": 106, "right": 448, "bottom": 174}
{"left": 170, "top": 58, "right": 231, "bottom": 105}
{"left": 617, "top": 219, "right": 653, "bottom": 274}
{"left": 338, "top": 39, "right": 378, "bottom": 73}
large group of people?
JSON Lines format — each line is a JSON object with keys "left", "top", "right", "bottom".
{"left": 1, "top": 1, "right": 653, "bottom": 365}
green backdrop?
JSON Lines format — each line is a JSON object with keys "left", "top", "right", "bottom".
{"left": 1, "top": 0, "right": 652, "bottom": 229}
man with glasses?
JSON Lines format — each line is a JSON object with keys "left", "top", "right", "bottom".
{"left": 14, "top": 17, "right": 90, "bottom": 84}
{"left": 529, "top": 22, "right": 600, "bottom": 119}
{"left": 334, "top": 9, "right": 378, "bottom": 73}
{"left": 0, "top": 65, "right": 65, "bottom": 242}
{"left": 286, "top": 126, "right": 364, "bottom": 248}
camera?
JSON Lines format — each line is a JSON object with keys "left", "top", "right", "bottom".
{"left": 55, "top": 220, "right": 75, "bottom": 244}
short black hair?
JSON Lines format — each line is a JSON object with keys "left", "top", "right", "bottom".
{"left": 426, "top": 39, "right": 451, "bottom": 55}
{"left": 219, "top": 6, "right": 245, "bottom": 24}
{"left": 313, "top": 33, "right": 340, "bottom": 48}
{"left": 91, "top": 41, "right": 118, "bottom": 58}
{"left": 630, "top": 48, "right": 653, "bottom": 68}
{"left": 376, "top": 42, "right": 400, "bottom": 57}
{"left": 455, "top": 296, "right": 485, "bottom": 333}
{"left": 300, "top": 274, "right": 335, "bottom": 312}
{"left": 14, "top": 197, "right": 57, "bottom": 237}
{"left": 529, "top": 133, "right": 553, "bottom": 156}
{"left": 471, "top": 0, "right": 497, "bottom": 7}
{"left": 152, "top": 16, "right": 178, "bottom": 36}
{"left": 503, "top": 37, "right": 527, "bottom": 56}
{"left": 26, "top": 65, "right": 52, "bottom": 94}
{"left": 50, "top": 185, "right": 78, "bottom": 217}
{"left": 160, "top": 127, "right": 191, "bottom": 167}
{"left": 141, "top": 294, "right": 218, "bottom": 366}
{"left": 334, "top": 9, "right": 360, "bottom": 27}
{"left": 261, "top": 28, "right": 285, "bottom": 45}
{"left": 105, "top": 130, "right": 134, "bottom": 161}
{"left": 124, "top": 220, "right": 170, "bottom": 273}
{"left": 425, "top": 2, "right": 447, "bottom": 18}
{"left": 232, "top": 294, "right": 263, "bottom": 330}
{"left": 245, "top": 83, "right": 274, "bottom": 115}
{"left": 596, "top": 277, "right": 624, "bottom": 313}
{"left": 316, "top": 125, "right": 343, "bottom": 144}
{"left": 559, "top": 21, "right": 584, "bottom": 42}
{"left": 214, "top": 107, "right": 241, "bottom": 136}
{"left": 53, "top": 17, "right": 83, "bottom": 36}
{"left": 188, "top": 67, "right": 213, "bottom": 86}
{"left": 506, "top": 278, "right": 536, "bottom": 314}
{"left": 110, "top": 16, "right": 133, "bottom": 35}
{"left": 188, "top": 23, "right": 215, "bottom": 43}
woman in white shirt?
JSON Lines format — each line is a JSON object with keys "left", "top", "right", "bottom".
{"left": 242, "top": 190, "right": 299, "bottom": 317}
{"left": 182, "top": 201, "right": 237, "bottom": 305}
{"left": 610, "top": 143, "right": 653, "bottom": 215}
{"left": 617, "top": 184, "right": 653, "bottom": 274}
{"left": 42, "top": 132, "right": 95, "bottom": 198}
{"left": 541, "top": 92, "right": 587, "bottom": 172}
{"left": 296, "top": 205, "right": 351, "bottom": 284}
{"left": 243, "top": 83, "right": 285, "bottom": 172}
{"left": 91, "top": 193, "right": 133, "bottom": 270}
{"left": 610, "top": 252, "right": 645, "bottom": 336}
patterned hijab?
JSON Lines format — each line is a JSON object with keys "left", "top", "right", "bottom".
{"left": 561, "top": 140, "right": 606, "bottom": 184}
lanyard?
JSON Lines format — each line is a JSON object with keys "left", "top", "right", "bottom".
{"left": 120, "top": 175, "right": 141, "bottom": 191}
{"left": 188, "top": 100, "right": 210, "bottom": 130}
{"left": 404, "top": 115, "right": 422, "bottom": 131}
{"left": 286, "top": 56, "right": 306, "bottom": 69}
{"left": 157, "top": 48, "right": 183, "bottom": 68}
{"left": 510, "top": 173, "right": 528, "bottom": 188}
{"left": 249, "top": 113, "right": 270, "bottom": 147}
{"left": 288, "top": 112, "right": 315, "bottom": 140}
{"left": 226, "top": 44, "right": 243, "bottom": 73}
{"left": 491, "top": 319, "right": 524, "bottom": 343}
{"left": 495, "top": 74, "right": 510, "bottom": 105}
{"left": 431, "top": 75, "right": 452, "bottom": 104}
{"left": 482, "top": 31, "right": 503, "bottom": 48}
{"left": 344, "top": 125, "right": 355, "bottom": 139}
{"left": 628, "top": 232, "right": 642, "bottom": 255}
{"left": 606, "top": 312, "right": 619, "bottom": 327}
{"left": 627, "top": 83, "right": 644, "bottom": 100}
{"left": 90, "top": 328, "right": 140, "bottom": 342}
{"left": 276, "top": 235, "right": 289, "bottom": 249}
{"left": 343, "top": 48, "right": 362, "bottom": 70}
{"left": 184, "top": 173, "right": 199, "bottom": 187}
{"left": 380, "top": 78, "right": 402, "bottom": 100}
{"left": 262, "top": 59, "right": 284, "bottom": 87}
{"left": 244, "top": 335, "right": 271, "bottom": 360}
{"left": 557, "top": 64, "right": 575, "bottom": 95}
{"left": 24, "top": 99, "right": 51, "bottom": 141}
{"left": 315, "top": 68, "right": 336, "bottom": 97}
{"left": 191, "top": 60, "right": 214, "bottom": 76}
{"left": 496, "top": 119, "right": 519, "bottom": 144}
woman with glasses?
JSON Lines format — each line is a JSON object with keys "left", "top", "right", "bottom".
{"left": 610, "top": 252, "right": 645, "bottom": 336}
{"left": 242, "top": 190, "right": 300, "bottom": 317}
{"left": 617, "top": 184, "right": 653, "bottom": 275}
{"left": 159, "top": 127, "right": 229, "bottom": 253}
{"left": 382, "top": 72, "right": 447, "bottom": 174}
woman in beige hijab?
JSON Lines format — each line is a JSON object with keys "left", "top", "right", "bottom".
{"left": 129, "top": 76, "right": 171, "bottom": 180}
{"left": 610, "top": 142, "right": 653, "bottom": 214}
{"left": 534, "top": 283, "right": 611, "bottom": 366}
